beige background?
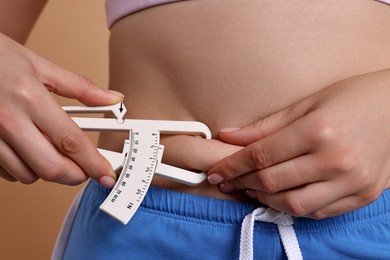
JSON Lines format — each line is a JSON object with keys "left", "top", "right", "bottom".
{"left": 0, "top": 1, "right": 109, "bottom": 259}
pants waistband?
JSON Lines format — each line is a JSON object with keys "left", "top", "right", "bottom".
{"left": 95, "top": 181, "right": 390, "bottom": 233}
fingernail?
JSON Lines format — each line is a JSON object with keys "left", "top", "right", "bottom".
{"left": 99, "top": 176, "right": 116, "bottom": 188}
{"left": 220, "top": 128, "right": 240, "bottom": 133}
{"left": 106, "top": 89, "right": 125, "bottom": 98}
{"left": 219, "top": 182, "right": 235, "bottom": 193}
{"left": 207, "top": 173, "right": 224, "bottom": 185}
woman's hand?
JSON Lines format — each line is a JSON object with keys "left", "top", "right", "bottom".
{"left": 208, "top": 69, "right": 390, "bottom": 219}
{"left": 0, "top": 33, "right": 123, "bottom": 187}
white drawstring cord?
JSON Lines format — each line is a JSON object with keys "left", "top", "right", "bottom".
{"left": 239, "top": 208, "right": 303, "bottom": 260}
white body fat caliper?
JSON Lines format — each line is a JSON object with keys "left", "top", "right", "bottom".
{"left": 63, "top": 102, "right": 211, "bottom": 224}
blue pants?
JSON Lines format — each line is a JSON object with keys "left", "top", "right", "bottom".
{"left": 53, "top": 180, "right": 390, "bottom": 259}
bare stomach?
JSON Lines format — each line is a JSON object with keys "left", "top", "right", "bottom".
{"left": 99, "top": 0, "right": 390, "bottom": 201}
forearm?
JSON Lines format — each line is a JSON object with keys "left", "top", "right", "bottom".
{"left": 0, "top": 0, "right": 48, "bottom": 44}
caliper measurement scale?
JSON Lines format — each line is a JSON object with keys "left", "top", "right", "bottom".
{"left": 64, "top": 103, "right": 211, "bottom": 224}
{"left": 102, "top": 129, "right": 160, "bottom": 224}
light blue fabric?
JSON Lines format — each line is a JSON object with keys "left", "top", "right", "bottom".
{"left": 60, "top": 180, "right": 390, "bottom": 259}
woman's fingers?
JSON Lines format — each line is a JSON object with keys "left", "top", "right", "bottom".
{"left": 0, "top": 79, "right": 116, "bottom": 186}
{"left": 248, "top": 181, "right": 355, "bottom": 218}
{"left": 0, "top": 166, "right": 17, "bottom": 182}
{"left": 28, "top": 90, "right": 116, "bottom": 185}
{"left": 218, "top": 99, "right": 313, "bottom": 146}
{"left": 28, "top": 49, "right": 124, "bottom": 106}
{"left": 0, "top": 35, "right": 123, "bottom": 187}
{"left": 218, "top": 154, "right": 325, "bottom": 194}
{"left": 208, "top": 115, "right": 314, "bottom": 185}
{"left": 303, "top": 194, "right": 380, "bottom": 219}
{"left": 0, "top": 138, "right": 37, "bottom": 184}
{"left": 1, "top": 115, "right": 88, "bottom": 185}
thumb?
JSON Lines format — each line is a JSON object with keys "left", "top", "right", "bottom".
{"left": 219, "top": 103, "right": 305, "bottom": 146}
{"left": 29, "top": 50, "right": 124, "bottom": 106}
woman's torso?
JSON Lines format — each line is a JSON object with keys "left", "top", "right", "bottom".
{"left": 99, "top": 0, "right": 390, "bottom": 201}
